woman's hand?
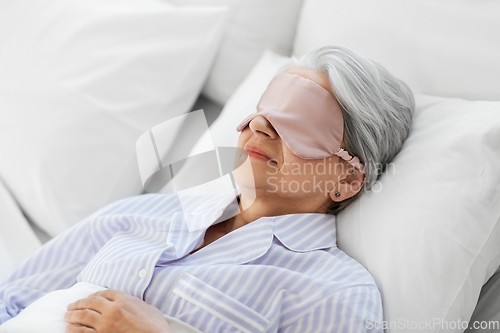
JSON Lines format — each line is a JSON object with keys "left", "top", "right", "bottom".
{"left": 64, "top": 289, "right": 173, "bottom": 333}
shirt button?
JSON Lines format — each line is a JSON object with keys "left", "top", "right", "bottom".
{"left": 138, "top": 269, "right": 147, "bottom": 278}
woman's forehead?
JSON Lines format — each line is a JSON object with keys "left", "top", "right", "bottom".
{"left": 285, "top": 67, "right": 334, "bottom": 96}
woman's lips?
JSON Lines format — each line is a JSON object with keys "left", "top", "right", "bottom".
{"left": 245, "top": 145, "right": 271, "bottom": 161}
{"left": 247, "top": 151, "right": 269, "bottom": 161}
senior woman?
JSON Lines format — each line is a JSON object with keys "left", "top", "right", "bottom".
{"left": 0, "top": 45, "right": 414, "bottom": 332}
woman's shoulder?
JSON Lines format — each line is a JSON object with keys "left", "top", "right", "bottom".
{"left": 325, "top": 246, "right": 380, "bottom": 290}
{"left": 267, "top": 236, "right": 379, "bottom": 292}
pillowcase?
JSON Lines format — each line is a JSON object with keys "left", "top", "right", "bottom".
{"left": 0, "top": 0, "right": 228, "bottom": 237}
{"left": 0, "top": 179, "right": 42, "bottom": 284}
{"left": 182, "top": 49, "right": 500, "bottom": 333}
{"left": 336, "top": 94, "right": 500, "bottom": 333}
{"left": 293, "top": 0, "right": 500, "bottom": 101}
{"left": 0, "top": 282, "right": 201, "bottom": 333}
{"left": 168, "top": 0, "right": 304, "bottom": 106}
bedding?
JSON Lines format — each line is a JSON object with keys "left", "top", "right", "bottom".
{"left": 336, "top": 94, "right": 500, "bottom": 333}
{"left": 137, "top": 94, "right": 225, "bottom": 195}
{"left": 464, "top": 266, "right": 500, "bottom": 332}
{"left": 175, "top": 49, "right": 500, "bottom": 333}
{"left": 0, "top": 282, "right": 107, "bottom": 333}
{"left": 0, "top": 179, "right": 41, "bottom": 285}
{"left": 190, "top": 94, "right": 224, "bottom": 128}
{"left": 169, "top": 0, "right": 304, "bottom": 106}
{"left": 293, "top": 0, "right": 500, "bottom": 101}
{"left": 0, "top": 282, "right": 201, "bottom": 333}
{"left": 0, "top": 0, "right": 229, "bottom": 238}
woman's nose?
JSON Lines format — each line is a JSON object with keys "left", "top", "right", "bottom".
{"left": 249, "top": 115, "right": 279, "bottom": 139}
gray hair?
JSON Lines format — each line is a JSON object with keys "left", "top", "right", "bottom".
{"left": 275, "top": 45, "right": 415, "bottom": 215}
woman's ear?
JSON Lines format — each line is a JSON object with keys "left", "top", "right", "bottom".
{"left": 328, "top": 166, "right": 364, "bottom": 202}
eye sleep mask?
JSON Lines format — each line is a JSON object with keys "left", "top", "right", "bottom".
{"left": 236, "top": 72, "right": 365, "bottom": 175}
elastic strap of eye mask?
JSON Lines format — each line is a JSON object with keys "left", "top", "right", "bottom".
{"left": 334, "top": 148, "right": 366, "bottom": 182}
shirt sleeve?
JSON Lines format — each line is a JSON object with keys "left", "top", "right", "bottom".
{"left": 0, "top": 213, "right": 99, "bottom": 324}
{"left": 279, "top": 284, "right": 384, "bottom": 333}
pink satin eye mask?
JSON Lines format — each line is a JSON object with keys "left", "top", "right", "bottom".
{"left": 236, "top": 72, "right": 365, "bottom": 175}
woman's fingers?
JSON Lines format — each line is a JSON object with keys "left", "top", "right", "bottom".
{"left": 67, "top": 295, "right": 111, "bottom": 313}
{"left": 89, "top": 289, "right": 124, "bottom": 302}
{"left": 64, "top": 289, "right": 174, "bottom": 333}
{"left": 65, "top": 308, "right": 101, "bottom": 329}
{"left": 65, "top": 323, "right": 97, "bottom": 333}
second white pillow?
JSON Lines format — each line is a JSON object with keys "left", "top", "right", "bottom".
{"left": 0, "top": 0, "right": 229, "bottom": 237}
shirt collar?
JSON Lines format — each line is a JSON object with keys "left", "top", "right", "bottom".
{"left": 179, "top": 187, "right": 337, "bottom": 252}
{"left": 179, "top": 187, "right": 242, "bottom": 232}
{"left": 273, "top": 213, "right": 337, "bottom": 252}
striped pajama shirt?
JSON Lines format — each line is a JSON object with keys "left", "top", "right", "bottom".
{"left": 0, "top": 188, "right": 383, "bottom": 332}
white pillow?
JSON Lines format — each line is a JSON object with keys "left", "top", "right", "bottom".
{"left": 0, "top": 179, "right": 41, "bottom": 285}
{"left": 169, "top": 0, "right": 304, "bottom": 106}
{"left": 293, "top": 0, "right": 500, "bottom": 101}
{"left": 336, "top": 95, "right": 500, "bottom": 333}
{"left": 185, "top": 49, "right": 500, "bottom": 333}
{"left": 0, "top": 282, "right": 107, "bottom": 333}
{"left": 0, "top": 282, "right": 200, "bottom": 333}
{"left": 0, "top": 0, "right": 228, "bottom": 237}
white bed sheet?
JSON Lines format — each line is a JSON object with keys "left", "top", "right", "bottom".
{"left": 0, "top": 178, "right": 42, "bottom": 284}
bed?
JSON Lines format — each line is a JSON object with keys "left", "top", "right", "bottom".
{"left": 0, "top": 0, "right": 499, "bottom": 332}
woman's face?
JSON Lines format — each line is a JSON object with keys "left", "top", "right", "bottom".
{"left": 234, "top": 67, "right": 355, "bottom": 214}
